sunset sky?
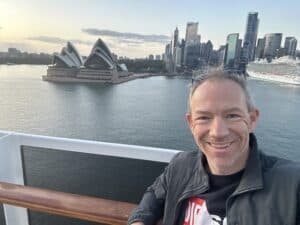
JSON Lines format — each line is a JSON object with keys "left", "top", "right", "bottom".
{"left": 0, "top": 0, "right": 299, "bottom": 58}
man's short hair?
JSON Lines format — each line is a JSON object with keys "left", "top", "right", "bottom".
{"left": 188, "top": 70, "right": 255, "bottom": 113}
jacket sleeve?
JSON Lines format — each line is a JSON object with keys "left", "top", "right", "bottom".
{"left": 128, "top": 154, "right": 178, "bottom": 225}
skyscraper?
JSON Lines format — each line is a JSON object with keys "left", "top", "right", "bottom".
{"left": 185, "top": 22, "right": 199, "bottom": 44}
{"left": 164, "top": 43, "right": 173, "bottom": 72}
{"left": 217, "top": 45, "right": 226, "bottom": 66}
{"left": 184, "top": 22, "right": 200, "bottom": 66}
{"left": 264, "top": 33, "right": 282, "bottom": 60}
{"left": 255, "top": 38, "right": 265, "bottom": 59}
{"left": 243, "top": 12, "right": 259, "bottom": 62}
{"left": 284, "top": 37, "right": 297, "bottom": 57}
{"left": 224, "top": 33, "right": 240, "bottom": 70}
{"left": 172, "top": 27, "right": 180, "bottom": 71}
{"left": 180, "top": 39, "right": 185, "bottom": 66}
{"left": 173, "top": 27, "right": 179, "bottom": 52}
{"left": 175, "top": 47, "right": 182, "bottom": 68}
{"left": 184, "top": 43, "right": 201, "bottom": 68}
{"left": 200, "top": 41, "right": 213, "bottom": 63}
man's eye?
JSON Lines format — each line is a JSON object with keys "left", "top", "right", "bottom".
{"left": 227, "top": 114, "right": 241, "bottom": 119}
{"left": 196, "top": 116, "right": 211, "bottom": 121}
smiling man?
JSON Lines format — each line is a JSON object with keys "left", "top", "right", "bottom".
{"left": 128, "top": 70, "right": 300, "bottom": 225}
{"left": 186, "top": 75, "right": 258, "bottom": 176}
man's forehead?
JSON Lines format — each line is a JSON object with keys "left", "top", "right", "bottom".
{"left": 193, "top": 79, "right": 245, "bottom": 97}
{"left": 190, "top": 79, "right": 248, "bottom": 111}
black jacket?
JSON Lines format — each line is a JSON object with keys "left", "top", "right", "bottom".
{"left": 128, "top": 134, "right": 300, "bottom": 225}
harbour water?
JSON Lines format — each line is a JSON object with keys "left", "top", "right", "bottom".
{"left": 1, "top": 65, "right": 300, "bottom": 161}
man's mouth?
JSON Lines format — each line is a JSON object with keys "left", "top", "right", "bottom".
{"left": 207, "top": 141, "right": 233, "bottom": 149}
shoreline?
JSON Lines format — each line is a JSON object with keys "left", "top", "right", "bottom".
{"left": 42, "top": 72, "right": 180, "bottom": 84}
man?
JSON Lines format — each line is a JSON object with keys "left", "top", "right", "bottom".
{"left": 128, "top": 70, "right": 300, "bottom": 225}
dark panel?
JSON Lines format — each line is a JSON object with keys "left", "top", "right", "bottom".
{"left": 0, "top": 204, "right": 6, "bottom": 225}
{"left": 22, "top": 145, "right": 168, "bottom": 225}
{"left": 28, "top": 212, "right": 102, "bottom": 225}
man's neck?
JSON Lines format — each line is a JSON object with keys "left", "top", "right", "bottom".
{"left": 206, "top": 157, "right": 248, "bottom": 175}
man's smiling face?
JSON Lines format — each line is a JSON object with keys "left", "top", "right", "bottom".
{"left": 186, "top": 79, "right": 259, "bottom": 175}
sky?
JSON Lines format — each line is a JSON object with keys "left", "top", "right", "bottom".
{"left": 0, "top": 0, "right": 299, "bottom": 58}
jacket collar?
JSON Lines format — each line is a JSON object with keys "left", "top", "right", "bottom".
{"left": 183, "top": 133, "right": 263, "bottom": 196}
{"left": 233, "top": 133, "right": 263, "bottom": 194}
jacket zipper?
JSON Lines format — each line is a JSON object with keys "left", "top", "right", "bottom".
{"left": 172, "top": 186, "right": 209, "bottom": 225}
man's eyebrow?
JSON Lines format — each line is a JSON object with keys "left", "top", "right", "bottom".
{"left": 224, "top": 107, "right": 244, "bottom": 113}
{"left": 193, "top": 108, "right": 244, "bottom": 114}
{"left": 193, "top": 110, "right": 211, "bottom": 114}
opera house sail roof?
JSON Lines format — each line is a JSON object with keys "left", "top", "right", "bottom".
{"left": 84, "top": 38, "right": 124, "bottom": 70}
{"left": 52, "top": 42, "right": 83, "bottom": 68}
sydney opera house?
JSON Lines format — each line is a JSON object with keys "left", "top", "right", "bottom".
{"left": 44, "top": 38, "right": 131, "bottom": 83}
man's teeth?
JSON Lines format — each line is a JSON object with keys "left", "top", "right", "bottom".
{"left": 209, "top": 142, "right": 232, "bottom": 148}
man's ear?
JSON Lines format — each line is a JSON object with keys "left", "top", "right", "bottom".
{"left": 249, "top": 108, "right": 259, "bottom": 132}
{"left": 186, "top": 113, "right": 194, "bottom": 131}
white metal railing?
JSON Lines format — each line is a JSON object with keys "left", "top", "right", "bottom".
{"left": 0, "top": 130, "right": 180, "bottom": 225}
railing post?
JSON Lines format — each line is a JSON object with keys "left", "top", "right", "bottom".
{"left": 0, "top": 133, "right": 29, "bottom": 225}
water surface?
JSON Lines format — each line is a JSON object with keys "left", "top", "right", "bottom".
{"left": 1, "top": 65, "right": 300, "bottom": 161}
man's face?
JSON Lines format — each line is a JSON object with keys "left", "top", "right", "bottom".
{"left": 186, "top": 79, "right": 259, "bottom": 175}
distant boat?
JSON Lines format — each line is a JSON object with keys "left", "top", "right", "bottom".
{"left": 6, "top": 62, "right": 16, "bottom": 65}
{"left": 246, "top": 56, "right": 300, "bottom": 85}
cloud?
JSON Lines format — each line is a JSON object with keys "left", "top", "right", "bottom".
{"left": 119, "top": 39, "right": 144, "bottom": 44}
{"left": 69, "top": 39, "right": 93, "bottom": 45}
{"left": 81, "top": 28, "right": 170, "bottom": 44}
{"left": 27, "top": 36, "right": 93, "bottom": 45}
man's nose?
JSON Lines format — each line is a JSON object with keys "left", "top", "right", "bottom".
{"left": 209, "top": 117, "right": 230, "bottom": 138}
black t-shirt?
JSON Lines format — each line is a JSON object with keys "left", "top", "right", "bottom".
{"left": 181, "top": 170, "right": 244, "bottom": 225}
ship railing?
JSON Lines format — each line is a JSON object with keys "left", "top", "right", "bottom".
{"left": 0, "top": 130, "right": 180, "bottom": 225}
{"left": 0, "top": 181, "right": 135, "bottom": 225}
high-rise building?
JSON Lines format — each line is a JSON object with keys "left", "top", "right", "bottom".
{"left": 284, "top": 37, "right": 297, "bottom": 57}
{"left": 8, "top": 48, "right": 21, "bottom": 57}
{"left": 164, "top": 44, "right": 172, "bottom": 61}
{"left": 171, "top": 27, "right": 180, "bottom": 71}
{"left": 296, "top": 50, "right": 300, "bottom": 58}
{"left": 243, "top": 12, "right": 259, "bottom": 62}
{"left": 185, "top": 43, "right": 201, "bottom": 68}
{"left": 173, "top": 27, "right": 179, "bottom": 54}
{"left": 264, "top": 33, "right": 282, "bottom": 60}
{"left": 277, "top": 47, "right": 285, "bottom": 58}
{"left": 208, "top": 50, "right": 220, "bottom": 66}
{"left": 224, "top": 33, "right": 240, "bottom": 70}
{"left": 237, "top": 39, "right": 246, "bottom": 73}
{"left": 185, "top": 22, "right": 199, "bottom": 44}
{"left": 200, "top": 40, "right": 213, "bottom": 63}
{"left": 164, "top": 43, "right": 173, "bottom": 72}
{"left": 180, "top": 39, "right": 185, "bottom": 66}
{"left": 148, "top": 54, "right": 154, "bottom": 60}
{"left": 175, "top": 47, "right": 182, "bottom": 68}
{"left": 217, "top": 45, "right": 227, "bottom": 66}
{"left": 184, "top": 22, "right": 200, "bottom": 66}
{"left": 237, "top": 39, "right": 243, "bottom": 62}
{"left": 255, "top": 38, "right": 265, "bottom": 59}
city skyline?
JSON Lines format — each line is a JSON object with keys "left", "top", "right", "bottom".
{"left": 1, "top": 0, "right": 299, "bottom": 58}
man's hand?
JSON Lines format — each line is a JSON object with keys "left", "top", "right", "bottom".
{"left": 130, "top": 222, "right": 145, "bottom": 225}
